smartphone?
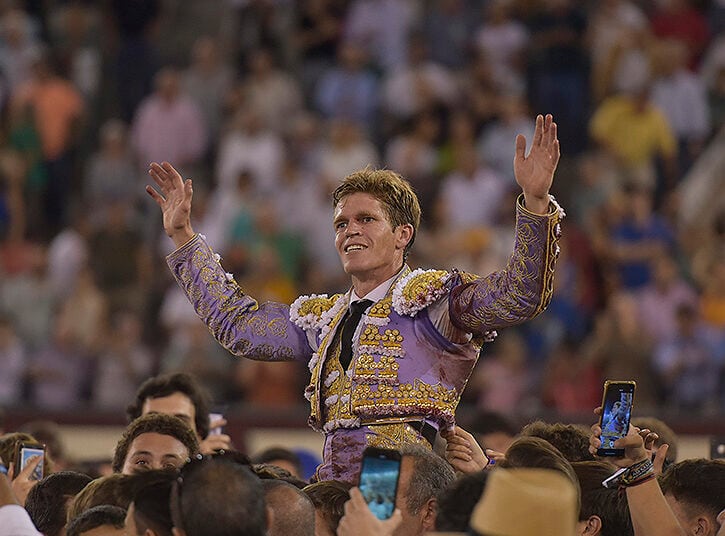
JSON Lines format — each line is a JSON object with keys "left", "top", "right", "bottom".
{"left": 208, "top": 412, "right": 224, "bottom": 436}
{"left": 597, "top": 380, "right": 636, "bottom": 457}
{"left": 711, "top": 436, "right": 725, "bottom": 459}
{"left": 14, "top": 443, "right": 45, "bottom": 481}
{"left": 358, "top": 447, "right": 402, "bottom": 520}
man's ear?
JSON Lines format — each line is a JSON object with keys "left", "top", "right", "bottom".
{"left": 421, "top": 497, "right": 437, "bottom": 531}
{"left": 582, "top": 515, "right": 602, "bottom": 535}
{"left": 395, "top": 223, "right": 414, "bottom": 251}
{"left": 692, "top": 516, "right": 714, "bottom": 536}
{"left": 171, "top": 527, "right": 185, "bottom": 536}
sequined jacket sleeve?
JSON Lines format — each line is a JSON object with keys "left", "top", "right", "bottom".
{"left": 448, "top": 195, "right": 564, "bottom": 335}
{"left": 166, "top": 235, "right": 312, "bottom": 362}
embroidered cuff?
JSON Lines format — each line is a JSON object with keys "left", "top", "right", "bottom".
{"left": 516, "top": 193, "right": 566, "bottom": 220}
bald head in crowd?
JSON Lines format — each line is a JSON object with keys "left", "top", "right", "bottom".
{"left": 262, "top": 480, "right": 315, "bottom": 536}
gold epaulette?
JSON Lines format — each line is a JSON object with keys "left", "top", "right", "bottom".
{"left": 290, "top": 293, "right": 345, "bottom": 330}
{"left": 392, "top": 269, "right": 450, "bottom": 317}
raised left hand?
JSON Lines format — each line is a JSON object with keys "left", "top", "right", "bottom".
{"left": 588, "top": 407, "right": 654, "bottom": 468}
{"left": 514, "top": 114, "right": 560, "bottom": 214}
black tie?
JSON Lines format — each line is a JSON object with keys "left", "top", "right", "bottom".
{"left": 339, "top": 299, "right": 372, "bottom": 371}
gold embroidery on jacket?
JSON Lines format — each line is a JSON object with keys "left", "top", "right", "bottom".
{"left": 352, "top": 380, "right": 459, "bottom": 415}
{"left": 365, "top": 423, "right": 430, "bottom": 449}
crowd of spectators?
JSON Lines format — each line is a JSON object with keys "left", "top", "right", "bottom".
{"left": 0, "top": 374, "right": 724, "bottom": 535}
{"left": 0, "top": 0, "right": 724, "bottom": 420}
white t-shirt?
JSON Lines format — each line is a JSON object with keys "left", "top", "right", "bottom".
{"left": 0, "top": 504, "right": 43, "bottom": 536}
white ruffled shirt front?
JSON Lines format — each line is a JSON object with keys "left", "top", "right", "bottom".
{"left": 351, "top": 267, "right": 470, "bottom": 344}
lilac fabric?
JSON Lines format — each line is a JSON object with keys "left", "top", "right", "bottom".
{"left": 167, "top": 198, "right": 563, "bottom": 482}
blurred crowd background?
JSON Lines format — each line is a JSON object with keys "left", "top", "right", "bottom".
{"left": 0, "top": 0, "right": 724, "bottom": 430}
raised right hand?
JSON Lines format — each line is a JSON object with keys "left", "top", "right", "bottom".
{"left": 337, "top": 487, "right": 402, "bottom": 536}
{"left": 147, "top": 161, "right": 195, "bottom": 248}
{"left": 588, "top": 407, "right": 655, "bottom": 468}
{"left": 7, "top": 455, "right": 42, "bottom": 506}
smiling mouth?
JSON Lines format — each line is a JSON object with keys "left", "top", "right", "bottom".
{"left": 344, "top": 244, "right": 366, "bottom": 253}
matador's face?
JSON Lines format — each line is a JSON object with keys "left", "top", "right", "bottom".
{"left": 333, "top": 192, "right": 410, "bottom": 285}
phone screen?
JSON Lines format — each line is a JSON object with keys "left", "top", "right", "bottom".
{"left": 20, "top": 447, "right": 44, "bottom": 481}
{"left": 598, "top": 381, "right": 636, "bottom": 456}
{"left": 359, "top": 448, "right": 401, "bottom": 520}
{"left": 208, "top": 412, "right": 224, "bottom": 436}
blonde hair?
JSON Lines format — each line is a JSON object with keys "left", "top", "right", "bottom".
{"left": 66, "top": 473, "right": 133, "bottom": 523}
{"left": 332, "top": 168, "right": 421, "bottom": 259}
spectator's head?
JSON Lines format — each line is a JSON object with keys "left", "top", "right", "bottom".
{"left": 248, "top": 47, "right": 275, "bottom": 76}
{"left": 520, "top": 421, "right": 595, "bottom": 462}
{"left": 332, "top": 167, "right": 421, "bottom": 261}
{"left": 99, "top": 118, "right": 127, "bottom": 148}
{"left": 631, "top": 416, "right": 678, "bottom": 465}
{"left": 470, "top": 468, "right": 579, "bottom": 536}
{"left": 66, "top": 505, "right": 127, "bottom": 536}
{"left": 572, "top": 461, "right": 633, "bottom": 536}
{"left": 469, "top": 411, "right": 518, "bottom": 454}
{"left": 337, "top": 42, "right": 368, "bottom": 70}
{"left": 262, "top": 479, "right": 315, "bottom": 536}
{"left": 127, "top": 373, "right": 212, "bottom": 441}
{"left": 125, "top": 470, "right": 176, "bottom": 536}
{"left": 67, "top": 474, "right": 134, "bottom": 523}
{"left": 190, "top": 35, "right": 220, "bottom": 70}
{"left": 113, "top": 414, "right": 199, "bottom": 474}
{"left": 25, "top": 471, "right": 92, "bottom": 536}
{"left": 435, "top": 470, "right": 490, "bottom": 532}
{"left": 171, "top": 454, "right": 268, "bottom": 536}
{"left": 29, "top": 46, "right": 55, "bottom": 80}
{"left": 154, "top": 67, "right": 180, "bottom": 102}
{"left": 302, "top": 480, "right": 352, "bottom": 536}
{"left": 501, "top": 436, "right": 581, "bottom": 512}
{"left": 659, "top": 459, "right": 725, "bottom": 536}
{"left": 251, "top": 447, "right": 303, "bottom": 479}
{"left": 394, "top": 444, "right": 456, "bottom": 536}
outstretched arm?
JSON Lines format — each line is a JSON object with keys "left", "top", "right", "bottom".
{"left": 148, "top": 161, "right": 312, "bottom": 364}
{"left": 147, "top": 161, "right": 196, "bottom": 248}
{"left": 514, "top": 114, "right": 560, "bottom": 215}
{"left": 447, "top": 114, "right": 563, "bottom": 335}
{"left": 589, "top": 411, "right": 686, "bottom": 536}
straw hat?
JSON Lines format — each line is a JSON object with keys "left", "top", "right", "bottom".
{"left": 470, "top": 468, "right": 578, "bottom": 536}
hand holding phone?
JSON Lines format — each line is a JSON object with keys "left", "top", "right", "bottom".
{"left": 358, "top": 447, "right": 401, "bottom": 521}
{"left": 14, "top": 443, "right": 45, "bottom": 481}
{"left": 597, "top": 381, "right": 636, "bottom": 457}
